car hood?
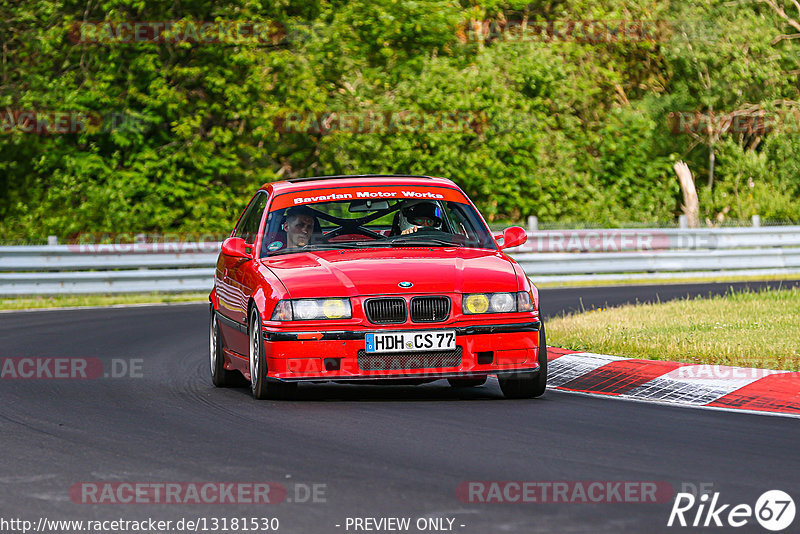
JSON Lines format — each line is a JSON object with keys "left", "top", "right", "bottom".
{"left": 259, "top": 248, "right": 519, "bottom": 298}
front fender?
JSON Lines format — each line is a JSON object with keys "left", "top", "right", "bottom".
{"left": 209, "top": 287, "right": 218, "bottom": 310}
{"left": 249, "top": 262, "right": 290, "bottom": 324}
{"left": 511, "top": 262, "right": 539, "bottom": 314}
{"left": 250, "top": 286, "right": 272, "bottom": 326}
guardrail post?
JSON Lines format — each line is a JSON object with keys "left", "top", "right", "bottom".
{"left": 678, "top": 215, "right": 689, "bottom": 229}
{"left": 47, "top": 236, "right": 58, "bottom": 246}
{"left": 527, "top": 216, "right": 538, "bottom": 231}
{"left": 752, "top": 215, "right": 761, "bottom": 227}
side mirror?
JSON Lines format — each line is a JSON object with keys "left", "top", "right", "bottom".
{"left": 497, "top": 226, "right": 527, "bottom": 250}
{"left": 221, "top": 237, "right": 253, "bottom": 259}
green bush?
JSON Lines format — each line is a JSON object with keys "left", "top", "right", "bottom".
{"left": 2, "top": 0, "right": 800, "bottom": 239}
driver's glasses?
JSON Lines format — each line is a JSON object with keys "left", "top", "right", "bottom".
{"left": 408, "top": 216, "right": 436, "bottom": 227}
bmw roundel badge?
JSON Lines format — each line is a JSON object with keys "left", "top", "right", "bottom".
{"left": 398, "top": 281, "right": 413, "bottom": 288}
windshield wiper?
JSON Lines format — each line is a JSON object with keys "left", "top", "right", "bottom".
{"left": 389, "top": 237, "right": 464, "bottom": 247}
{"left": 267, "top": 242, "right": 394, "bottom": 256}
{"left": 316, "top": 241, "right": 395, "bottom": 249}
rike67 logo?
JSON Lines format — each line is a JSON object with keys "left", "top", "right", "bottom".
{"left": 668, "top": 490, "right": 795, "bottom": 531}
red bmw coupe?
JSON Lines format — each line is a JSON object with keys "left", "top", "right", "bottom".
{"left": 209, "top": 175, "right": 546, "bottom": 399}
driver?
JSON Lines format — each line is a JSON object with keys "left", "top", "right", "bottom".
{"left": 283, "top": 206, "right": 317, "bottom": 247}
{"left": 398, "top": 201, "right": 443, "bottom": 235}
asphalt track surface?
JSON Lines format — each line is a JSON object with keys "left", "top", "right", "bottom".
{"left": 2, "top": 281, "right": 800, "bottom": 534}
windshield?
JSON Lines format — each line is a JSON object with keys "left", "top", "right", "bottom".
{"left": 259, "top": 196, "right": 496, "bottom": 257}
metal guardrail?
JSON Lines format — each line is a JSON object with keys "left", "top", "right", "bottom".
{"left": 2, "top": 226, "right": 800, "bottom": 294}
{"left": 513, "top": 226, "right": 800, "bottom": 252}
{"left": 0, "top": 246, "right": 218, "bottom": 271}
{"left": 0, "top": 269, "right": 215, "bottom": 295}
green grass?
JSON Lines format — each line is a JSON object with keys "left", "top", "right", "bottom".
{"left": 547, "top": 287, "right": 800, "bottom": 371}
{"left": 534, "top": 273, "right": 800, "bottom": 288}
{"left": 0, "top": 292, "right": 208, "bottom": 311}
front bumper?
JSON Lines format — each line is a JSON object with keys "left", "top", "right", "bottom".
{"left": 260, "top": 321, "right": 541, "bottom": 381}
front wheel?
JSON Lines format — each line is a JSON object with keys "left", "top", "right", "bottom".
{"left": 249, "top": 307, "right": 297, "bottom": 400}
{"left": 498, "top": 323, "right": 548, "bottom": 399}
{"left": 210, "top": 308, "right": 245, "bottom": 387}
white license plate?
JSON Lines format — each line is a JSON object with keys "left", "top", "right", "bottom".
{"left": 365, "top": 330, "right": 456, "bottom": 353}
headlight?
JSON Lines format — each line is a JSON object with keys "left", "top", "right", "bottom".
{"left": 294, "top": 299, "right": 320, "bottom": 320}
{"left": 270, "top": 299, "right": 352, "bottom": 321}
{"left": 464, "top": 294, "right": 489, "bottom": 314}
{"left": 490, "top": 293, "right": 515, "bottom": 312}
{"left": 321, "top": 298, "right": 349, "bottom": 318}
{"left": 463, "top": 292, "right": 533, "bottom": 314}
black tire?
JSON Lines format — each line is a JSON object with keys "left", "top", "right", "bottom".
{"left": 249, "top": 307, "right": 298, "bottom": 400}
{"left": 210, "top": 307, "right": 246, "bottom": 387}
{"left": 498, "top": 323, "right": 548, "bottom": 399}
{"left": 447, "top": 377, "right": 487, "bottom": 388}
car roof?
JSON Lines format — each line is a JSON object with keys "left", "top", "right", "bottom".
{"left": 261, "top": 174, "right": 461, "bottom": 195}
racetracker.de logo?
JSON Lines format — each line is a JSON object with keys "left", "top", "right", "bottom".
{"left": 666, "top": 365, "right": 792, "bottom": 381}
{"left": 0, "top": 357, "right": 142, "bottom": 380}
{"left": 521, "top": 230, "right": 671, "bottom": 252}
{"left": 69, "top": 20, "right": 286, "bottom": 45}
{"left": 1, "top": 110, "right": 144, "bottom": 135}
{"left": 273, "top": 110, "right": 486, "bottom": 135}
{"left": 666, "top": 110, "right": 800, "bottom": 136}
{"left": 459, "top": 19, "right": 667, "bottom": 43}
{"left": 457, "top": 481, "right": 674, "bottom": 503}
{"left": 70, "top": 482, "right": 287, "bottom": 504}
{"left": 64, "top": 233, "right": 226, "bottom": 254}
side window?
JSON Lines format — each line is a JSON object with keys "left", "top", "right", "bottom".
{"left": 441, "top": 201, "right": 496, "bottom": 249}
{"left": 234, "top": 192, "right": 268, "bottom": 244}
